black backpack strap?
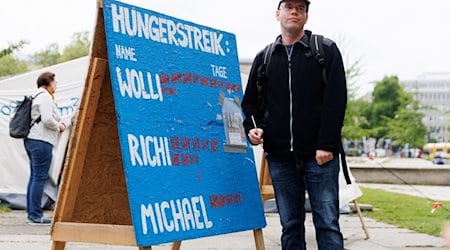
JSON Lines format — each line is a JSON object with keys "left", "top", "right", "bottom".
{"left": 340, "top": 140, "right": 352, "bottom": 184}
{"left": 263, "top": 42, "right": 276, "bottom": 78}
{"left": 310, "top": 34, "right": 328, "bottom": 86}
{"left": 311, "top": 34, "right": 351, "bottom": 184}
{"left": 30, "top": 91, "right": 45, "bottom": 126}
{"left": 32, "top": 91, "right": 45, "bottom": 99}
{"left": 256, "top": 42, "right": 276, "bottom": 116}
{"left": 31, "top": 115, "right": 42, "bottom": 126}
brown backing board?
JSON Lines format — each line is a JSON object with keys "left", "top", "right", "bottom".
{"left": 51, "top": 1, "right": 138, "bottom": 249}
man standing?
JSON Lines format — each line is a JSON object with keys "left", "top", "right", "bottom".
{"left": 242, "top": 0, "right": 347, "bottom": 249}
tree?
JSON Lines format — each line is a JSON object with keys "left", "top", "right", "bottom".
{"left": 343, "top": 99, "right": 370, "bottom": 140}
{"left": 0, "top": 40, "right": 28, "bottom": 59}
{"left": 33, "top": 43, "right": 61, "bottom": 67}
{"left": 0, "top": 41, "right": 29, "bottom": 77}
{"left": 340, "top": 41, "right": 370, "bottom": 141}
{"left": 0, "top": 55, "right": 29, "bottom": 78}
{"left": 385, "top": 105, "right": 427, "bottom": 148}
{"left": 338, "top": 35, "right": 364, "bottom": 100}
{"left": 59, "top": 31, "right": 90, "bottom": 62}
{"left": 365, "top": 76, "right": 412, "bottom": 146}
{"left": 32, "top": 31, "right": 90, "bottom": 67}
{"left": 345, "top": 58, "right": 363, "bottom": 100}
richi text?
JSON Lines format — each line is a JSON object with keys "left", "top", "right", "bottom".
{"left": 127, "top": 134, "right": 219, "bottom": 167}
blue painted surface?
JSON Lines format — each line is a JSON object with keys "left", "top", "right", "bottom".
{"left": 103, "top": 0, "right": 266, "bottom": 246}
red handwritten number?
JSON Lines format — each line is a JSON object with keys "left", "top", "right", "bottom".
{"left": 211, "top": 140, "right": 218, "bottom": 152}
{"left": 209, "top": 193, "right": 243, "bottom": 208}
{"left": 192, "top": 138, "right": 200, "bottom": 150}
{"left": 172, "top": 154, "right": 180, "bottom": 166}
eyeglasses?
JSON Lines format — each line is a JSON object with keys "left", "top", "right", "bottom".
{"left": 279, "top": 4, "right": 307, "bottom": 13}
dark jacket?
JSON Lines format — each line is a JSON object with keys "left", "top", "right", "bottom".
{"left": 241, "top": 30, "right": 347, "bottom": 159}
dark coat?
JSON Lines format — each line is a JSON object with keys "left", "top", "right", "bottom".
{"left": 241, "top": 30, "right": 347, "bottom": 159}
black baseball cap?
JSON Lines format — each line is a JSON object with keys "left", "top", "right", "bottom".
{"left": 278, "top": 0, "right": 311, "bottom": 9}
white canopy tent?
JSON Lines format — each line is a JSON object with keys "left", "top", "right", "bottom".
{"left": 0, "top": 57, "right": 88, "bottom": 209}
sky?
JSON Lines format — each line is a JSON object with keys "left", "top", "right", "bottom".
{"left": 1, "top": 0, "right": 450, "bottom": 96}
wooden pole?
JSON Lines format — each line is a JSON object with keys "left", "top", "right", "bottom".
{"left": 253, "top": 229, "right": 265, "bottom": 250}
{"left": 171, "top": 241, "right": 182, "bottom": 250}
{"left": 259, "top": 153, "right": 274, "bottom": 203}
{"left": 353, "top": 199, "right": 370, "bottom": 239}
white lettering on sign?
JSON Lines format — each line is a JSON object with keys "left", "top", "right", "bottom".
{"left": 110, "top": 3, "right": 226, "bottom": 56}
{"left": 210, "top": 64, "right": 227, "bottom": 79}
{"left": 141, "top": 195, "right": 213, "bottom": 235}
{"left": 115, "top": 44, "right": 137, "bottom": 61}
{"left": 127, "top": 134, "right": 172, "bottom": 167}
{"left": 115, "top": 67, "right": 163, "bottom": 101}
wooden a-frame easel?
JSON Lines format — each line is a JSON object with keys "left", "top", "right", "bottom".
{"left": 50, "top": 1, "right": 265, "bottom": 249}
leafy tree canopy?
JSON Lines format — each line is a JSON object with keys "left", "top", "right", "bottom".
{"left": 32, "top": 31, "right": 90, "bottom": 67}
{"left": 0, "top": 55, "right": 29, "bottom": 78}
{"left": 0, "top": 40, "right": 28, "bottom": 59}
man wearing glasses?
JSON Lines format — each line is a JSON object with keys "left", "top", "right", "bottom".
{"left": 242, "top": 0, "right": 347, "bottom": 249}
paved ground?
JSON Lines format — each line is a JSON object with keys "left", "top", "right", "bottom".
{"left": 0, "top": 210, "right": 447, "bottom": 250}
{"left": 1, "top": 160, "right": 449, "bottom": 250}
{"left": 1, "top": 184, "right": 449, "bottom": 250}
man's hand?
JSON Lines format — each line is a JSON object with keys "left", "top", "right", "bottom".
{"left": 316, "top": 150, "right": 333, "bottom": 166}
{"left": 248, "top": 128, "right": 264, "bottom": 145}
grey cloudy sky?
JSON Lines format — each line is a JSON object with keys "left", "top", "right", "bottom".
{"left": 1, "top": 0, "right": 449, "bottom": 96}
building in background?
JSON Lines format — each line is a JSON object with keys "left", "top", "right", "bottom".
{"left": 402, "top": 73, "right": 450, "bottom": 143}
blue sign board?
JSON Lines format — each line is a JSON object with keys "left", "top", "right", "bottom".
{"left": 103, "top": 0, "right": 266, "bottom": 246}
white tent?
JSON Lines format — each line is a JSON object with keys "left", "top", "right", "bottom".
{"left": 0, "top": 57, "right": 88, "bottom": 209}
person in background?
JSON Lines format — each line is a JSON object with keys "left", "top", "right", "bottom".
{"left": 242, "top": 0, "right": 347, "bottom": 249}
{"left": 24, "top": 71, "right": 65, "bottom": 225}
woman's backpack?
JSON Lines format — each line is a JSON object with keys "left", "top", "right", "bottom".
{"left": 9, "top": 92, "right": 44, "bottom": 138}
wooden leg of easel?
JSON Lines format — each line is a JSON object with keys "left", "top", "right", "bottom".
{"left": 353, "top": 199, "right": 370, "bottom": 239}
{"left": 259, "top": 153, "right": 275, "bottom": 203}
{"left": 51, "top": 241, "right": 66, "bottom": 250}
{"left": 171, "top": 241, "right": 182, "bottom": 250}
{"left": 253, "top": 229, "right": 265, "bottom": 250}
{"left": 138, "top": 247, "right": 152, "bottom": 250}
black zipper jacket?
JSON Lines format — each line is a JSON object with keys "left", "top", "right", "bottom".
{"left": 241, "top": 30, "right": 347, "bottom": 159}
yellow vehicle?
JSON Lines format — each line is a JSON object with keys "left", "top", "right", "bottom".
{"left": 422, "top": 143, "right": 450, "bottom": 159}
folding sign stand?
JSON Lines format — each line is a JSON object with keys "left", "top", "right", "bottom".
{"left": 258, "top": 153, "right": 370, "bottom": 240}
{"left": 50, "top": 5, "right": 146, "bottom": 247}
{"left": 50, "top": 1, "right": 265, "bottom": 249}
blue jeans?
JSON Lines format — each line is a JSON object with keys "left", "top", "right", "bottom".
{"left": 24, "top": 139, "right": 53, "bottom": 220}
{"left": 266, "top": 153, "right": 343, "bottom": 250}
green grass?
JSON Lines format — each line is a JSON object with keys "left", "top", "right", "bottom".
{"left": 0, "top": 204, "right": 10, "bottom": 213}
{"left": 358, "top": 187, "right": 450, "bottom": 236}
